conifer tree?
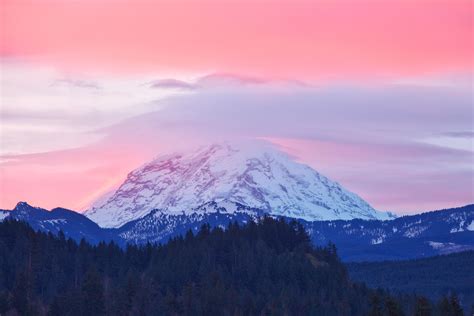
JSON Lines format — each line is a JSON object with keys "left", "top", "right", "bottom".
{"left": 414, "top": 296, "right": 432, "bottom": 316}
{"left": 81, "top": 268, "right": 105, "bottom": 315}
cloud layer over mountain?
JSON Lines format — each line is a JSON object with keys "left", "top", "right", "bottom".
{"left": 1, "top": 66, "right": 472, "bottom": 213}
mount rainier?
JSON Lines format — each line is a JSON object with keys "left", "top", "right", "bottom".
{"left": 86, "top": 141, "right": 392, "bottom": 228}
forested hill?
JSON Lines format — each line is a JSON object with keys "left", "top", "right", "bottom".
{"left": 0, "top": 219, "right": 465, "bottom": 316}
{"left": 347, "top": 251, "right": 474, "bottom": 311}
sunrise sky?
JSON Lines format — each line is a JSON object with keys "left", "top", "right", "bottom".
{"left": 0, "top": 0, "right": 473, "bottom": 214}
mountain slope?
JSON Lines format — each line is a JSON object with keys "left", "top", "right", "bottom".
{"left": 86, "top": 141, "right": 391, "bottom": 228}
{"left": 2, "top": 202, "right": 472, "bottom": 261}
{"left": 115, "top": 201, "right": 263, "bottom": 244}
{"left": 304, "top": 204, "right": 474, "bottom": 261}
{"left": 113, "top": 202, "right": 473, "bottom": 260}
{"left": 0, "top": 202, "right": 116, "bottom": 244}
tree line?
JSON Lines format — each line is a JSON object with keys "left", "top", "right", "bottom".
{"left": 0, "top": 218, "right": 466, "bottom": 315}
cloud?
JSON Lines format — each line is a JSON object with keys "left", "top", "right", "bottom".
{"left": 53, "top": 78, "right": 101, "bottom": 89}
{"left": 0, "top": 60, "right": 190, "bottom": 155}
{"left": 442, "top": 131, "right": 474, "bottom": 138}
{"left": 129, "top": 82, "right": 472, "bottom": 145}
{"left": 1, "top": 62, "right": 472, "bottom": 213}
{"left": 196, "top": 73, "right": 268, "bottom": 87}
{"left": 148, "top": 73, "right": 276, "bottom": 91}
{"left": 96, "top": 80, "right": 473, "bottom": 212}
{"left": 149, "top": 79, "right": 196, "bottom": 90}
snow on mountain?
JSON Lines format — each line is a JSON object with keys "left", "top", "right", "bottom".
{"left": 113, "top": 202, "right": 474, "bottom": 260}
{"left": 4, "top": 200, "right": 472, "bottom": 261}
{"left": 1, "top": 202, "right": 116, "bottom": 244}
{"left": 116, "top": 201, "right": 264, "bottom": 244}
{"left": 0, "top": 210, "right": 9, "bottom": 221}
{"left": 86, "top": 141, "right": 392, "bottom": 228}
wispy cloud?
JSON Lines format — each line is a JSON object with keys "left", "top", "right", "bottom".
{"left": 0, "top": 60, "right": 191, "bottom": 155}
{"left": 148, "top": 73, "right": 274, "bottom": 91}
{"left": 149, "top": 79, "right": 196, "bottom": 90}
{"left": 1, "top": 68, "right": 472, "bottom": 213}
{"left": 442, "top": 131, "right": 474, "bottom": 138}
{"left": 52, "top": 78, "right": 101, "bottom": 90}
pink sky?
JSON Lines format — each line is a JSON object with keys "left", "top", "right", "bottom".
{"left": 2, "top": 0, "right": 471, "bottom": 79}
{"left": 0, "top": 0, "right": 473, "bottom": 214}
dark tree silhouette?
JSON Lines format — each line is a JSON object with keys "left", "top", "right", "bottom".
{"left": 0, "top": 219, "right": 462, "bottom": 315}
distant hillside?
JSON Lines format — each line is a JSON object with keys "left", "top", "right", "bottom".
{"left": 1, "top": 202, "right": 473, "bottom": 261}
{"left": 347, "top": 251, "right": 474, "bottom": 309}
{"left": 118, "top": 203, "right": 474, "bottom": 261}
{"left": 0, "top": 202, "right": 116, "bottom": 244}
{"left": 303, "top": 204, "right": 474, "bottom": 261}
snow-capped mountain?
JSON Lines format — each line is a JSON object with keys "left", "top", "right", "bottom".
{"left": 3, "top": 201, "right": 473, "bottom": 261}
{"left": 86, "top": 141, "right": 392, "bottom": 228}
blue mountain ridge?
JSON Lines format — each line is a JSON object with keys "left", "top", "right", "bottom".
{"left": 1, "top": 202, "right": 473, "bottom": 261}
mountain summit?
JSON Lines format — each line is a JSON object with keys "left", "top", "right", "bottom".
{"left": 86, "top": 141, "right": 392, "bottom": 228}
